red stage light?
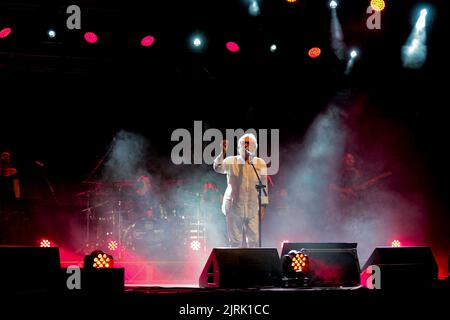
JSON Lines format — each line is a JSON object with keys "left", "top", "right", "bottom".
{"left": 308, "top": 47, "right": 321, "bottom": 58}
{"left": 84, "top": 32, "right": 98, "bottom": 44}
{"left": 226, "top": 41, "right": 240, "bottom": 53}
{"left": 141, "top": 35, "right": 155, "bottom": 47}
{"left": 0, "top": 27, "right": 12, "bottom": 39}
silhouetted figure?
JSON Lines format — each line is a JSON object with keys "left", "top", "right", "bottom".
{"left": 327, "top": 152, "right": 392, "bottom": 239}
{"left": 0, "top": 151, "right": 21, "bottom": 202}
{"left": 0, "top": 150, "right": 22, "bottom": 244}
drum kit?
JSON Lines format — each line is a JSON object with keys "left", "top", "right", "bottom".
{"left": 77, "top": 179, "right": 213, "bottom": 258}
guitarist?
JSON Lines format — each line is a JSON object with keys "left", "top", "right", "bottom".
{"left": 329, "top": 152, "right": 362, "bottom": 201}
{"left": 329, "top": 152, "right": 392, "bottom": 206}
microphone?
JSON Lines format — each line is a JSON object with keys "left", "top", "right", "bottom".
{"left": 246, "top": 150, "right": 256, "bottom": 157}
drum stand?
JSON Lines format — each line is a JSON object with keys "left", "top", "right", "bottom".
{"left": 193, "top": 193, "right": 207, "bottom": 254}
{"left": 80, "top": 193, "right": 109, "bottom": 253}
{"left": 113, "top": 186, "right": 125, "bottom": 244}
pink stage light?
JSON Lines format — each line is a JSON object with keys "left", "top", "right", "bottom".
{"left": 226, "top": 41, "right": 240, "bottom": 53}
{"left": 0, "top": 27, "right": 12, "bottom": 39}
{"left": 84, "top": 32, "right": 98, "bottom": 44}
{"left": 141, "top": 35, "right": 155, "bottom": 47}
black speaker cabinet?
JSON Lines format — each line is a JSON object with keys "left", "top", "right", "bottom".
{"left": 361, "top": 246, "right": 438, "bottom": 289}
{"left": 199, "top": 248, "right": 281, "bottom": 288}
{"left": 281, "top": 242, "right": 361, "bottom": 287}
{"left": 0, "top": 246, "right": 61, "bottom": 294}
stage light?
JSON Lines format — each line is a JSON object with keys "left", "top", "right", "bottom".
{"left": 226, "top": 41, "right": 240, "bottom": 53}
{"left": 329, "top": 1, "right": 338, "bottom": 9}
{"left": 189, "top": 33, "right": 207, "bottom": 51}
{"left": 370, "top": 0, "right": 385, "bottom": 12}
{"left": 193, "top": 38, "right": 202, "bottom": 47}
{"left": 141, "top": 35, "right": 155, "bottom": 47}
{"left": 84, "top": 31, "right": 98, "bottom": 44}
{"left": 416, "top": 9, "right": 428, "bottom": 31}
{"left": 40, "top": 239, "right": 52, "bottom": 247}
{"left": 47, "top": 29, "right": 56, "bottom": 38}
{"left": 107, "top": 240, "right": 119, "bottom": 251}
{"left": 391, "top": 240, "right": 401, "bottom": 247}
{"left": 308, "top": 47, "right": 322, "bottom": 58}
{"left": 248, "top": 0, "right": 260, "bottom": 16}
{"left": 282, "top": 249, "right": 310, "bottom": 283}
{"left": 269, "top": 44, "right": 277, "bottom": 52}
{"left": 401, "top": 7, "right": 431, "bottom": 69}
{"left": 190, "top": 240, "right": 201, "bottom": 251}
{"left": 0, "top": 27, "right": 12, "bottom": 39}
{"left": 84, "top": 250, "right": 114, "bottom": 269}
{"left": 286, "top": 0, "right": 298, "bottom": 3}
{"left": 345, "top": 49, "right": 359, "bottom": 75}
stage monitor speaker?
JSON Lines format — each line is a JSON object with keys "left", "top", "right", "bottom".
{"left": 361, "top": 246, "right": 438, "bottom": 289}
{"left": 0, "top": 246, "right": 61, "bottom": 294}
{"left": 281, "top": 242, "right": 361, "bottom": 287}
{"left": 199, "top": 248, "right": 281, "bottom": 288}
{"left": 82, "top": 268, "right": 125, "bottom": 293}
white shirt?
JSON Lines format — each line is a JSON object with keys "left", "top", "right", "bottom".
{"left": 213, "top": 153, "right": 268, "bottom": 216}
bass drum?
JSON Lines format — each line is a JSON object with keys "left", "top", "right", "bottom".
{"left": 122, "top": 217, "right": 167, "bottom": 257}
{"left": 122, "top": 215, "right": 188, "bottom": 259}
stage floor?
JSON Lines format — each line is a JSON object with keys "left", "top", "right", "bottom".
{"left": 2, "top": 282, "right": 448, "bottom": 319}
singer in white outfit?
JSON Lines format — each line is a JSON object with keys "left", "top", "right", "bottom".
{"left": 213, "top": 133, "right": 268, "bottom": 247}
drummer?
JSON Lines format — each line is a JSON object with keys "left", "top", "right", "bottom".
{"left": 133, "top": 175, "right": 158, "bottom": 219}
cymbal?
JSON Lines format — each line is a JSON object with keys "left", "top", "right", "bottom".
{"left": 112, "top": 180, "right": 134, "bottom": 187}
{"left": 75, "top": 190, "right": 111, "bottom": 197}
{"left": 82, "top": 180, "right": 106, "bottom": 185}
{"left": 75, "top": 190, "right": 91, "bottom": 197}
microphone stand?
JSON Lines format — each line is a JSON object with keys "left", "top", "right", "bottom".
{"left": 86, "top": 137, "right": 115, "bottom": 182}
{"left": 34, "top": 163, "right": 58, "bottom": 204}
{"left": 249, "top": 157, "right": 267, "bottom": 248}
{"left": 42, "top": 170, "right": 58, "bottom": 204}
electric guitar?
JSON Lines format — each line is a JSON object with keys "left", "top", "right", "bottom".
{"left": 332, "top": 171, "right": 392, "bottom": 200}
